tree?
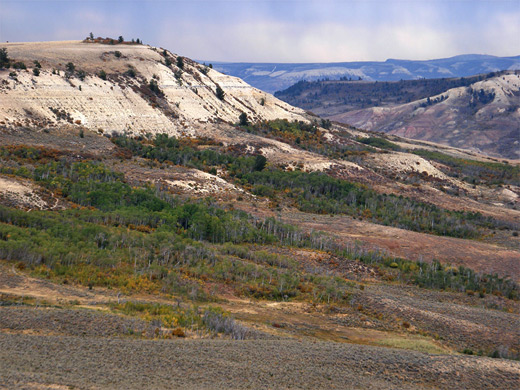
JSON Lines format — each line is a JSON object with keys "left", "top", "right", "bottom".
{"left": 253, "top": 155, "right": 267, "bottom": 172}
{"left": 33, "top": 60, "right": 41, "bottom": 69}
{"left": 239, "top": 112, "right": 249, "bottom": 126}
{"left": 176, "top": 56, "right": 184, "bottom": 70}
{"left": 125, "top": 67, "right": 136, "bottom": 78}
{"left": 215, "top": 85, "right": 225, "bottom": 100}
{"left": 89, "top": 32, "right": 94, "bottom": 39}
{"left": 66, "top": 62, "right": 75, "bottom": 72}
{"left": 118, "top": 36, "right": 124, "bottom": 43}
{"left": 0, "top": 48, "right": 10, "bottom": 68}
{"left": 149, "top": 79, "right": 161, "bottom": 94}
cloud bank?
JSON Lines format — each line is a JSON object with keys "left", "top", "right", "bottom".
{"left": 0, "top": 0, "right": 518, "bottom": 62}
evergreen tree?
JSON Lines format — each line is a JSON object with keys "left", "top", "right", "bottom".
{"left": 176, "top": 56, "right": 184, "bottom": 69}
{"left": 0, "top": 48, "right": 9, "bottom": 68}
{"left": 239, "top": 112, "right": 249, "bottom": 126}
{"left": 216, "top": 85, "right": 225, "bottom": 100}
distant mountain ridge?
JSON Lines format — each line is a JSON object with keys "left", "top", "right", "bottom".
{"left": 209, "top": 54, "right": 520, "bottom": 93}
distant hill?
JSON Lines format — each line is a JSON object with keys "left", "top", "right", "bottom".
{"left": 209, "top": 55, "right": 520, "bottom": 94}
{"left": 274, "top": 72, "right": 505, "bottom": 116}
{"left": 332, "top": 72, "right": 520, "bottom": 159}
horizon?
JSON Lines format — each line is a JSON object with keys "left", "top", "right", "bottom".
{"left": 1, "top": 0, "right": 519, "bottom": 63}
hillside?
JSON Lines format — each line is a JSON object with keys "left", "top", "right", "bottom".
{"left": 211, "top": 54, "right": 520, "bottom": 93}
{"left": 275, "top": 71, "right": 505, "bottom": 114}
{"left": 0, "top": 41, "right": 305, "bottom": 132}
{"left": 276, "top": 72, "right": 520, "bottom": 159}
{"left": 0, "top": 41, "right": 520, "bottom": 389}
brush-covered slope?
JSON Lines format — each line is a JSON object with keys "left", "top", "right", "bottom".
{"left": 276, "top": 71, "right": 520, "bottom": 159}
{"left": 0, "top": 41, "right": 305, "bottom": 135}
{"left": 331, "top": 72, "right": 520, "bottom": 159}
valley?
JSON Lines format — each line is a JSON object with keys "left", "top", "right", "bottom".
{"left": 0, "top": 40, "right": 519, "bottom": 389}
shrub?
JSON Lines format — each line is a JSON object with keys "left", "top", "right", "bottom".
{"left": 66, "top": 62, "right": 75, "bottom": 72}
{"left": 98, "top": 70, "right": 107, "bottom": 80}
{"left": 114, "top": 51, "right": 122, "bottom": 58}
{"left": 149, "top": 79, "right": 161, "bottom": 94}
{"left": 13, "top": 62, "right": 26, "bottom": 70}
{"left": 32, "top": 68, "right": 40, "bottom": 77}
{"left": 239, "top": 112, "right": 249, "bottom": 126}
{"left": 358, "top": 136, "right": 401, "bottom": 151}
{"left": 0, "top": 48, "right": 9, "bottom": 68}
{"left": 253, "top": 155, "right": 267, "bottom": 172}
{"left": 125, "top": 67, "right": 136, "bottom": 78}
{"left": 203, "top": 308, "right": 249, "bottom": 340}
{"left": 33, "top": 60, "right": 41, "bottom": 69}
{"left": 215, "top": 85, "right": 225, "bottom": 100}
{"left": 172, "top": 327, "right": 185, "bottom": 337}
{"left": 77, "top": 70, "right": 86, "bottom": 81}
{"left": 176, "top": 56, "right": 184, "bottom": 69}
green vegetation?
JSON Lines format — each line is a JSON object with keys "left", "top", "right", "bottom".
{"left": 0, "top": 48, "right": 9, "bottom": 68}
{"left": 12, "top": 62, "right": 26, "bottom": 70}
{"left": 411, "top": 149, "right": 520, "bottom": 186}
{"left": 109, "top": 302, "right": 249, "bottom": 339}
{"left": 216, "top": 85, "right": 225, "bottom": 100}
{"left": 0, "top": 141, "right": 517, "bottom": 302}
{"left": 148, "top": 79, "right": 161, "bottom": 95}
{"left": 0, "top": 156, "right": 354, "bottom": 303}
{"left": 244, "top": 169, "right": 498, "bottom": 238}
{"left": 358, "top": 136, "right": 401, "bottom": 151}
{"left": 176, "top": 56, "right": 184, "bottom": 70}
{"left": 239, "top": 119, "right": 372, "bottom": 160}
{"left": 111, "top": 133, "right": 264, "bottom": 177}
{"left": 275, "top": 71, "right": 505, "bottom": 111}
{"left": 238, "top": 112, "right": 249, "bottom": 126}
{"left": 333, "top": 244, "right": 518, "bottom": 299}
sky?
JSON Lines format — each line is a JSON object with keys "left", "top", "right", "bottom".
{"left": 0, "top": 0, "right": 519, "bottom": 63}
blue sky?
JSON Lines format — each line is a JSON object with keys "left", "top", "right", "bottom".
{"left": 0, "top": 0, "right": 519, "bottom": 62}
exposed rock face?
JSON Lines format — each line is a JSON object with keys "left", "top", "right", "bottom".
{"left": 0, "top": 41, "right": 306, "bottom": 136}
{"left": 330, "top": 73, "right": 520, "bottom": 159}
